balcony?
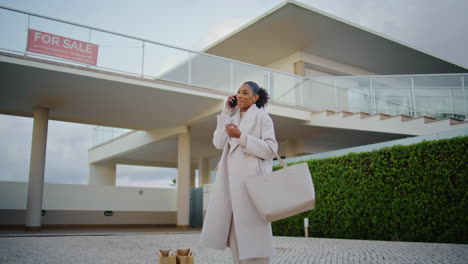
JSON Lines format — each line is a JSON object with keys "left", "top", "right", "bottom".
{"left": 1, "top": 6, "right": 466, "bottom": 146}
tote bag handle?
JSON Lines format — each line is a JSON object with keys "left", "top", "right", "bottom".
{"left": 266, "top": 144, "right": 288, "bottom": 168}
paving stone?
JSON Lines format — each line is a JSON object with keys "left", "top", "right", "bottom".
{"left": 0, "top": 233, "right": 467, "bottom": 263}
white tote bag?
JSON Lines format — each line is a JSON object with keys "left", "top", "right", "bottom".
{"left": 245, "top": 145, "right": 315, "bottom": 222}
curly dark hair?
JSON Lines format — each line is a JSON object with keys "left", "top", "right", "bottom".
{"left": 243, "top": 81, "right": 270, "bottom": 108}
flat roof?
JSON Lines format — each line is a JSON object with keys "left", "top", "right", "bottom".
{"left": 203, "top": 1, "right": 467, "bottom": 75}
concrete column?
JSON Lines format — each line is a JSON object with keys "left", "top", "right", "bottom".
{"left": 25, "top": 107, "right": 49, "bottom": 231}
{"left": 295, "top": 137, "right": 305, "bottom": 156}
{"left": 198, "top": 158, "right": 210, "bottom": 185}
{"left": 88, "top": 163, "right": 116, "bottom": 185}
{"left": 294, "top": 61, "right": 306, "bottom": 77}
{"left": 177, "top": 128, "right": 191, "bottom": 228}
{"left": 284, "top": 138, "right": 306, "bottom": 158}
{"left": 284, "top": 138, "right": 297, "bottom": 158}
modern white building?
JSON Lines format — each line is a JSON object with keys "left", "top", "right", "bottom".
{"left": 0, "top": 1, "right": 467, "bottom": 230}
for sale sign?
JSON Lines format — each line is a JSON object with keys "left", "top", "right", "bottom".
{"left": 27, "top": 29, "right": 99, "bottom": 65}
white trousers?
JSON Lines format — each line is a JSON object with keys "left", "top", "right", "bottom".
{"left": 228, "top": 214, "right": 270, "bottom": 264}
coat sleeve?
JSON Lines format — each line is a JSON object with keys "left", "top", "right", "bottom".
{"left": 238, "top": 114, "right": 278, "bottom": 160}
{"left": 212, "top": 109, "right": 232, "bottom": 150}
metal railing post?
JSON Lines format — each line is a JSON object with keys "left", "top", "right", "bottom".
{"left": 87, "top": 29, "right": 92, "bottom": 68}
{"left": 410, "top": 77, "right": 416, "bottom": 117}
{"left": 407, "top": 82, "right": 413, "bottom": 116}
{"left": 334, "top": 79, "right": 338, "bottom": 112}
{"left": 230, "top": 62, "right": 233, "bottom": 92}
{"left": 300, "top": 79, "right": 304, "bottom": 107}
{"left": 449, "top": 86, "right": 455, "bottom": 118}
{"left": 25, "top": 15, "right": 31, "bottom": 56}
{"left": 93, "top": 126, "right": 97, "bottom": 146}
{"left": 462, "top": 76, "right": 467, "bottom": 120}
{"left": 188, "top": 52, "right": 192, "bottom": 86}
{"left": 141, "top": 41, "right": 145, "bottom": 77}
{"left": 369, "top": 78, "right": 375, "bottom": 114}
{"left": 268, "top": 72, "right": 273, "bottom": 98}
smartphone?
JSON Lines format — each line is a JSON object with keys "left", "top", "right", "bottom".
{"left": 229, "top": 96, "right": 237, "bottom": 108}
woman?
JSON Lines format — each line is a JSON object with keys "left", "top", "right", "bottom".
{"left": 199, "top": 81, "right": 278, "bottom": 264}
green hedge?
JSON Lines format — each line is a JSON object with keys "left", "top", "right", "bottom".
{"left": 272, "top": 136, "right": 468, "bottom": 244}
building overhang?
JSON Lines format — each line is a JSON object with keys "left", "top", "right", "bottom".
{"left": 0, "top": 53, "right": 224, "bottom": 131}
{"left": 203, "top": 1, "right": 467, "bottom": 75}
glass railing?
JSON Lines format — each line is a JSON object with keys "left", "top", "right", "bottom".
{"left": 0, "top": 6, "right": 304, "bottom": 97}
{"left": 92, "top": 126, "right": 133, "bottom": 147}
{"left": 295, "top": 74, "right": 468, "bottom": 120}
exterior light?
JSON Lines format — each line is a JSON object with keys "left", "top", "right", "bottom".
{"left": 104, "top": 211, "right": 113, "bottom": 216}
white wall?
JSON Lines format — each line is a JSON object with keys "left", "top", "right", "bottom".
{"left": 0, "top": 182, "right": 177, "bottom": 211}
{"left": 265, "top": 52, "right": 301, "bottom": 74}
{"left": 305, "top": 67, "right": 333, "bottom": 77}
{"left": 265, "top": 51, "right": 375, "bottom": 76}
{"left": 301, "top": 52, "right": 374, "bottom": 76}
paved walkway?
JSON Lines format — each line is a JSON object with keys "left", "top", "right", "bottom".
{"left": 0, "top": 233, "right": 467, "bottom": 263}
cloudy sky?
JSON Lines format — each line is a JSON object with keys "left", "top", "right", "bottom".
{"left": 0, "top": 0, "right": 466, "bottom": 188}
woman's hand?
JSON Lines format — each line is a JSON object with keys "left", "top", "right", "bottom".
{"left": 225, "top": 95, "right": 236, "bottom": 112}
{"left": 225, "top": 123, "right": 241, "bottom": 138}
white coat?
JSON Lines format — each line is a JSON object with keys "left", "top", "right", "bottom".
{"left": 198, "top": 104, "right": 279, "bottom": 261}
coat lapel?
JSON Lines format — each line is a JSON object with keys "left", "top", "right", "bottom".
{"left": 228, "top": 105, "right": 259, "bottom": 154}
{"left": 238, "top": 104, "right": 258, "bottom": 133}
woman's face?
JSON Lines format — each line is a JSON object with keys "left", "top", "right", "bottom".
{"left": 236, "top": 84, "right": 259, "bottom": 111}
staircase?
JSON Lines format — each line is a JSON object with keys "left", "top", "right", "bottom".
{"left": 308, "top": 110, "right": 468, "bottom": 135}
